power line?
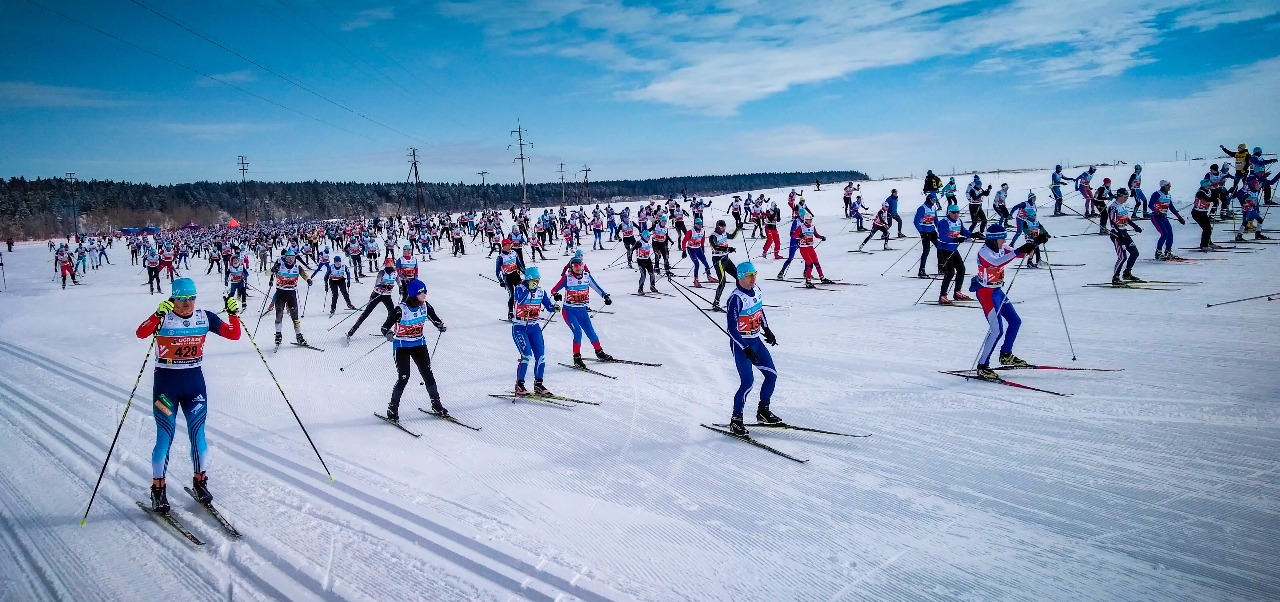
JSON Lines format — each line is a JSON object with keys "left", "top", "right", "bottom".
{"left": 125, "top": 0, "right": 427, "bottom": 143}
{"left": 509, "top": 120, "right": 532, "bottom": 206}
{"left": 21, "top": 0, "right": 369, "bottom": 140}
{"left": 265, "top": 0, "right": 414, "bottom": 97}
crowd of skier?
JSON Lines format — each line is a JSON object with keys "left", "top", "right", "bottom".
{"left": 31, "top": 144, "right": 1277, "bottom": 519}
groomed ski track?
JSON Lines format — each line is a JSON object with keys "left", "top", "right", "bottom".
{"left": 0, "top": 160, "right": 1277, "bottom": 601}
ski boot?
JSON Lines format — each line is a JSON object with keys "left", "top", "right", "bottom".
{"left": 775, "top": 270, "right": 786, "bottom": 280}
{"left": 1122, "top": 271, "right": 1143, "bottom": 282}
{"left": 820, "top": 277, "right": 835, "bottom": 284}
{"left": 756, "top": 404, "right": 783, "bottom": 425}
{"left": 507, "top": 312, "right": 515, "bottom": 321}
{"left": 296, "top": 333, "right": 308, "bottom": 346}
{"left": 729, "top": 414, "right": 749, "bottom": 436}
{"left": 514, "top": 380, "right": 530, "bottom": 396}
{"left": 937, "top": 294, "right": 953, "bottom": 305}
{"left": 191, "top": 471, "right": 213, "bottom": 504}
{"left": 637, "top": 286, "right": 645, "bottom": 295}
{"left": 649, "top": 285, "right": 660, "bottom": 294}
{"left": 710, "top": 302, "right": 724, "bottom": 312}
{"left": 1256, "top": 233, "right": 1271, "bottom": 240}
{"left": 533, "top": 379, "right": 553, "bottom": 397}
{"left": 1112, "top": 275, "right": 1124, "bottom": 285}
{"left": 274, "top": 332, "right": 283, "bottom": 346}
{"left": 804, "top": 280, "right": 816, "bottom": 289}
{"left": 953, "top": 291, "right": 973, "bottom": 301}
{"left": 1234, "top": 234, "right": 1246, "bottom": 242}
{"left": 692, "top": 278, "right": 702, "bottom": 288}
{"left": 595, "top": 348, "right": 615, "bottom": 362}
{"left": 897, "top": 232, "right": 907, "bottom": 238}
{"left": 150, "top": 481, "right": 171, "bottom": 515}
{"left": 429, "top": 399, "right": 448, "bottom": 417}
{"left": 975, "top": 364, "right": 1000, "bottom": 380}
{"left": 573, "top": 353, "right": 588, "bottom": 368}
{"left": 999, "top": 352, "right": 1030, "bottom": 368}
{"left": 385, "top": 404, "right": 400, "bottom": 422}
{"left": 856, "top": 244, "right": 866, "bottom": 252}
{"left": 346, "top": 304, "right": 358, "bottom": 310}
{"left": 917, "top": 270, "right": 928, "bottom": 279}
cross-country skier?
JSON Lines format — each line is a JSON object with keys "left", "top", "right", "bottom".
{"left": 794, "top": 214, "right": 831, "bottom": 287}
{"left": 1148, "top": 180, "right": 1186, "bottom": 260}
{"left": 549, "top": 255, "right": 615, "bottom": 367}
{"left": 136, "top": 277, "right": 241, "bottom": 513}
{"left": 936, "top": 204, "right": 974, "bottom": 304}
{"left": 969, "top": 225, "right": 1036, "bottom": 380}
{"left": 348, "top": 257, "right": 398, "bottom": 339}
{"left": 856, "top": 200, "right": 893, "bottom": 252}
{"left": 914, "top": 194, "right": 940, "bottom": 278}
{"left": 394, "top": 245, "right": 418, "bottom": 300}
{"left": 1191, "top": 179, "right": 1218, "bottom": 251}
{"left": 322, "top": 255, "right": 359, "bottom": 315}
{"left": 1107, "top": 188, "right": 1144, "bottom": 283}
{"left": 1076, "top": 166, "right": 1097, "bottom": 216}
{"left": 510, "top": 266, "right": 560, "bottom": 397}
{"left": 269, "top": 249, "right": 312, "bottom": 347}
{"left": 495, "top": 238, "right": 526, "bottom": 320}
{"left": 682, "top": 218, "right": 713, "bottom": 287}
{"left": 709, "top": 220, "right": 739, "bottom": 312}
{"left": 634, "top": 229, "right": 660, "bottom": 294}
{"left": 1128, "top": 165, "right": 1147, "bottom": 219}
{"left": 379, "top": 279, "right": 447, "bottom": 421}
{"left": 224, "top": 255, "right": 248, "bottom": 305}
{"left": 1050, "top": 165, "right": 1068, "bottom": 216}
{"left": 723, "top": 261, "right": 780, "bottom": 436}
{"left": 775, "top": 209, "right": 805, "bottom": 279}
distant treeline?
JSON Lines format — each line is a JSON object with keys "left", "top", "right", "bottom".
{"left": 0, "top": 170, "right": 867, "bottom": 239}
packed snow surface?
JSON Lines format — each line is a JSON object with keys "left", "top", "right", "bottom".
{"left": 0, "top": 160, "right": 1276, "bottom": 601}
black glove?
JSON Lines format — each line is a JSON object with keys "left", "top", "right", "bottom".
{"left": 763, "top": 328, "right": 777, "bottom": 346}
{"left": 498, "top": 279, "right": 506, "bottom": 287}
{"left": 1177, "top": 216, "right": 1186, "bottom": 225}
{"left": 743, "top": 346, "right": 758, "bottom": 362}
{"left": 552, "top": 304, "right": 561, "bottom": 312}
{"left": 381, "top": 327, "right": 393, "bottom": 341}
{"left": 552, "top": 292, "right": 562, "bottom": 302}
{"left": 819, "top": 235, "right": 827, "bottom": 241}
{"left": 729, "top": 247, "right": 736, "bottom": 253}
{"left": 1133, "top": 225, "right": 1143, "bottom": 233}
{"left": 603, "top": 294, "right": 612, "bottom": 305}
{"left": 681, "top": 250, "right": 688, "bottom": 258}
{"left": 1016, "top": 242, "right": 1036, "bottom": 255}
{"left": 435, "top": 322, "right": 446, "bottom": 333}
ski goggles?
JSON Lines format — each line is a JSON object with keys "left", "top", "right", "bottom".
{"left": 172, "top": 294, "right": 197, "bottom": 301}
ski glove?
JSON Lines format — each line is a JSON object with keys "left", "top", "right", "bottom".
{"left": 819, "top": 235, "right": 827, "bottom": 241}
{"left": 435, "top": 322, "right": 446, "bottom": 333}
{"left": 681, "top": 250, "right": 688, "bottom": 258}
{"left": 603, "top": 294, "right": 612, "bottom": 306}
{"left": 224, "top": 296, "right": 240, "bottom": 316}
{"left": 155, "top": 299, "right": 174, "bottom": 317}
{"left": 551, "top": 304, "right": 561, "bottom": 313}
{"left": 743, "top": 346, "right": 758, "bottom": 362}
{"left": 1177, "top": 216, "right": 1186, "bottom": 225}
{"left": 763, "top": 327, "right": 777, "bottom": 346}
{"left": 552, "top": 292, "right": 562, "bottom": 302}
{"left": 1132, "top": 225, "right": 1144, "bottom": 233}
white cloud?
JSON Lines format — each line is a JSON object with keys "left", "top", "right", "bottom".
{"left": 0, "top": 81, "right": 136, "bottom": 108}
{"left": 1131, "top": 56, "right": 1280, "bottom": 141}
{"left": 162, "top": 122, "right": 283, "bottom": 140}
{"left": 439, "top": 0, "right": 1280, "bottom": 114}
{"left": 341, "top": 7, "right": 395, "bottom": 31}
{"left": 194, "top": 69, "right": 257, "bottom": 87}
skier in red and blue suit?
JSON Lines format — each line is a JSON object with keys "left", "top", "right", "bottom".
{"left": 724, "top": 261, "right": 781, "bottom": 436}
{"left": 135, "top": 277, "right": 240, "bottom": 514}
{"left": 549, "top": 255, "right": 615, "bottom": 367}
{"left": 510, "top": 267, "right": 560, "bottom": 397}
{"left": 970, "top": 225, "right": 1036, "bottom": 380}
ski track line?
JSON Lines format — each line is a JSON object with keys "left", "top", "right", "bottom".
{"left": 0, "top": 340, "right": 630, "bottom": 602}
{"left": 0, "top": 383, "right": 236, "bottom": 601}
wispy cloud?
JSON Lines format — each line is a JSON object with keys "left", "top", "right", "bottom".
{"left": 1131, "top": 56, "right": 1280, "bottom": 140}
{"left": 341, "top": 7, "right": 395, "bottom": 31}
{"left": 440, "top": 0, "right": 1280, "bottom": 115}
{"left": 0, "top": 81, "right": 137, "bottom": 108}
{"left": 162, "top": 122, "right": 284, "bottom": 140}
{"left": 194, "top": 69, "right": 258, "bottom": 87}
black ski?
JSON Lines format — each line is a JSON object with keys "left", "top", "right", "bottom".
{"left": 557, "top": 362, "right": 617, "bottom": 379}
{"left": 628, "top": 292, "right": 663, "bottom": 299}
{"left": 700, "top": 424, "right": 808, "bottom": 463}
{"left": 417, "top": 408, "right": 482, "bottom": 430}
{"left": 291, "top": 342, "right": 325, "bottom": 352}
{"left": 488, "top": 393, "right": 575, "bottom": 408}
{"left": 183, "top": 487, "right": 242, "bottom": 538}
{"left": 136, "top": 501, "right": 204, "bottom": 546}
{"left": 1082, "top": 283, "right": 1181, "bottom": 291}
{"left": 940, "top": 370, "right": 1070, "bottom": 396}
{"left": 993, "top": 364, "right": 1120, "bottom": 372}
{"left": 588, "top": 357, "right": 662, "bottom": 367}
{"left": 374, "top": 413, "right": 421, "bottom": 437}
{"left": 714, "top": 422, "right": 871, "bottom": 438}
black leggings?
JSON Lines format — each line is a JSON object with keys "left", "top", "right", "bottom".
{"left": 968, "top": 204, "right": 987, "bottom": 233}
{"left": 273, "top": 289, "right": 301, "bottom": 333}
{"left": 350, "top": 294, "right": 395, "bottom": 335}
{"left": 329, "top": 279, "right": 354, "bottom": 312}
{"left": 918, "top": 231, "right": 938, "bottom": 273}
{"left": 938, "top": 249, "right": 965, "bottom": 295}
{"left": 712, "top": 255, "right": 736, "bottom": 304}
{"left": 1191, "top": 210, "right": 1213, "bottom": 248}
{"left": 390, "top": 345, "right": 439, "bottom": 412}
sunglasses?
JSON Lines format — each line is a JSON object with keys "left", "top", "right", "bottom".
{"left": 740, "top": 271, "right": 757, "bottom": 278}
{"left": 172, "top": 294, "right": 197, "bottom": 301}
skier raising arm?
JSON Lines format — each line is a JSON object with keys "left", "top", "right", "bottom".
{"left": 135, "top": 278, "right": 240, "bottom": 514}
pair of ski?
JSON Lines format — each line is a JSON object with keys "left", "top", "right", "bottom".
{"left": 558, "top": 356, "right": 662, "bottom": 379}
{"left": 941, "top": 364, "right": 1120, "bottom": 397}
{"left": 136, "top": 487, "right": 241, "bottom": 546}
{"left": 701, "top": 421, "right": 872, "bottom": 463}
{"left": 848, "top": 248, "right": 894, "bottom": 254}
{"left": 1082, "top": 280, "right": 1195, "bottom": 291}
{"left": 630, "top": 290, "right": 675, "bottom": 298}
{"left": 488, "top": 392, "right": 598, "bottom": 408}
{"left": 375, "top": 408, "right": 482, "bottom": 437}
{"left": 274, "top": 342, "right": 325, "bottom": 352}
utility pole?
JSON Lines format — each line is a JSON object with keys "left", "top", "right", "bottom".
{"left": 579, "top": 164, "right": 592, "bottom": 205}
{"left": 477, "top": 170, "right": 488, "bottom": 208}
{"left": 558, "top": 162, "right": 566, "bottom": 206}
{"left": 237, "top": 155, "right": 249, "bottom": 224}
{"left": 65, "top": 172, "right": 78, "bottom": 240}
{"left": 407, "top": 148, "right": 424, "bottom": 216}
{"left": 509, "top": 120, "right": 532, "bottom": 207}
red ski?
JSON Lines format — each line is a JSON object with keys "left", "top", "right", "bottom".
{"left": 940, "top": 370, "right": 1071, "bottom": 396}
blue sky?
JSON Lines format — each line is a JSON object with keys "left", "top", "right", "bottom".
{"left": 1, "top": 0, "right": 1278, "bottom": 185}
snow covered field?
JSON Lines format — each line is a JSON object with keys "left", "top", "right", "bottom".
{"left": 0, "top": 160, "right": 1277, "bottom": 602}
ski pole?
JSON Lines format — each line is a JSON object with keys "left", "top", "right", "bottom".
{"left": 341, "top": 337, "right": 390, "bottom": 370}
{"left": 478, "top": 272, "right": 499, "bottom": 284}
{"left": 430, "top": 331, "right": 443, "bottom": 358}
{"left": 1206, "top": 292, "right": 1280, "bottom": 307}
{"left": 326, "top": 296, "right": 374, "bottom": 331}
{"left": 300, "top": 278, "right": 313, "bottom": 318}
{"left": 1041, "top": 245, "right": 1077, "bottom": 360}
{"left": 244, "top": 328, "right": 334, "bottom": 481}
{"left": 253, "top": 281, "right": 275, "bottom": 338}
{"left": 81, "top": 332, "right": 156, "bottom": 526}
{"left": 879, "top": 239, "right": 921, "bottom": 276}
{"left": 666, "top": 275, "right": 747, "bottom": 350}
